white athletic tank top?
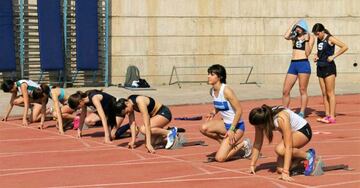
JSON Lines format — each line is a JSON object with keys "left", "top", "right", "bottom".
{"left": 273, "top": 109, "right": 307, "bottom": 131}
{"left": 211, "top": 84, "right": 242, "bottom": 124}
{"left": 16, "top": 80, "right": 40, "bottom": 96}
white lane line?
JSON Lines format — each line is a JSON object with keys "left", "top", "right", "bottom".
{"left": 48, "top": 175, "right": 259, "bottom": 188}
{"left": 0, "top": 169, "right": 55, "bottom": 177}
{"left": 313, "top": 180, "right": 360, "bottom": 188}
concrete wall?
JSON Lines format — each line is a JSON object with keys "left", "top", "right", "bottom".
{"left": 110, "top": 0, "right": 360, "bottom": 85}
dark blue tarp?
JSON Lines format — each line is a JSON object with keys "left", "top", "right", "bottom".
{"left": 37, "top": 0, "right": 64, "bottom": 71}
{"left": 0, "top": 0, "right": 16, "bottom": 71}
{"left": 75, "top": 0, "right": 98, "bottom": 70}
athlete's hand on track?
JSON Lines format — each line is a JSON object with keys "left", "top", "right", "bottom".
{"left": 22, "top": 119, "right": 29, "bottom": 127}
{"left": 104, "top": 137, "right": 113, "bottom": 144}
{"left": 77, "top": 129, "right": 82, "bottom": 138}
{"left": 249, "top": 166, "right": 256, "bottom": 174}
{"left": 279, "top": 171, "right": 294, "bottom": 182}
{"left": 146, "top": 144, "right": 156, "bottom": 154}
{"left": 128, "top": 141, "right": 135, "bottom": 149}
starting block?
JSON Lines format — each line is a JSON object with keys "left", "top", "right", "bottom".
{"left": 156, "top": 134, "right": 207, "bottom": 150}
{"left": 291, "top": 157, "right": 353, "bottom": 176}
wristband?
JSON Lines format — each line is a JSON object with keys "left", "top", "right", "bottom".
{"left": 229, "top": 126, "right": 236, "bottom": 132}
{"left": 282, "top": 169, "right": 289, "bottom": 174}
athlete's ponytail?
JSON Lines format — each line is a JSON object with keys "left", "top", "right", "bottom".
{"left": 324, "top": 29, "right": 331, "bottom": 35}
{"left": 1, "top": 80, "right": 15, "bottom": 93}
{"left": 68, "top": 91, "right": 88, "bottom": 109}
{"left": 32, "top": 84, "right": 50, "bottom": 100}
{"left": 114, "top": 98, "right": 128, "bottom": 117}
{"left": 249, "top": 104, "right": 284, "bottom": 143}
{"left": 312, "top": 23, "right": 331, "bottom": 35}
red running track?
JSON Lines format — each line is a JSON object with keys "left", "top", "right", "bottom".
{"left": 0, "top": 94, "right": 359, "bottom": 188}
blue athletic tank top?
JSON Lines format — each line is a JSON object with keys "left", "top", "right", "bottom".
{"left": 317, "top": 35, "right": 335, "bottom": 67}
{"left": 49, "top": 87, "right": 66, "bottom": 102}
{"left": 211, "top": 84, "right": 243, "bottom": 125}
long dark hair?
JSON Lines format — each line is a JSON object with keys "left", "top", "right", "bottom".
{"left": 249, "top": 104, "right": 285, "bottom": 143}
{"left": 1, "top": 80, "right": 15, "bottom": 92}
{"left": 208, "top": 64, "right": 227, "bottom": 84}
{"left": 114, "top": 98, "right": 128, "bottom": 117}
{"left": 68, "top": 91, "right": 87, "bottom": 109}
{"left": 32, "top": 84, "right": 50, "bottom": 100}
{"left": 68, "top": 89, "right": 104, "bottom": 110}
{"left": 312, "top": 23, "right": 331, "bottom": 35}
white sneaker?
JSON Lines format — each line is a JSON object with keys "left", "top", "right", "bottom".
{"left": 165, "top": 127, "right": 178, "bottom": 149}
{"left": 243, "top": 138, "right": 252, "bottom": 158}
{"left": 82, "top": 124, "right": 89, "bottom": 130}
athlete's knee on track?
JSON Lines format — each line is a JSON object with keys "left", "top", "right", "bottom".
{"left": 139, "top": 126, "right": 146, "bottom": 134}
{"left": 275, "top": 144, "right": 285, "bottom": 156}
{"left": 199, "top": 123, "right": 209, "bottom": 134}
{"left": 84, "top": 117, "right": 96, "bottom": 126}
{"left": 12, "top": 99, "right": 23, "bottom": 105}
{"left": 30, "top": 113, "right": 40, "bottom": 122}
{"left": 52, "top": 111, "right": 58, "bottom": 117}
{"left": 215, "top": 153, "right": 227, "bottom": 162}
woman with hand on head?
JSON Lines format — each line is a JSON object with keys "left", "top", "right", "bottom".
{"left": 200, "top": 64, "right": 252, "bottom": 162}
{"left": 312, "top": 23, "right": 348, "bottom": 124}
{"left": 248, "top": 104, "right": 316, "bottom": 181}
{"left": 283, "top": 19, "right": 315, "bottom": 118}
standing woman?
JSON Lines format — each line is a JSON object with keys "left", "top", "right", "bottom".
{"left": 249, "top": 105, "right": 316, "bottom": 181}
{"left": 312, "top": 23, "right": 348, "bottom": 124}
{"left": 283, "top": 19, "right": 315, "bottom": 117}
{"left": 114, "top": 95, "right": 178, "bottom": 154}
{"left": 68, "top": 90, "right": 119, "bottom": 144}
{"left": 200, "top": 64, "right": 252, "bottom": 162}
